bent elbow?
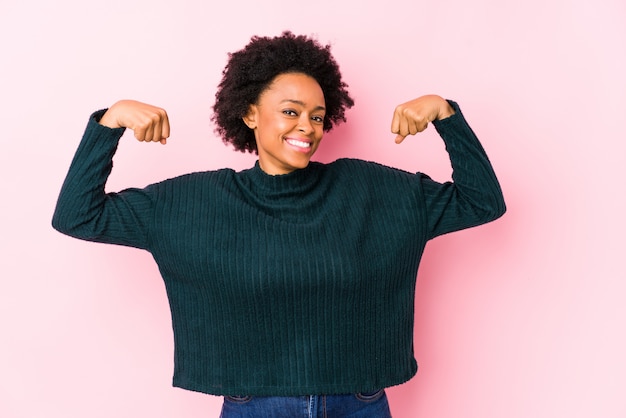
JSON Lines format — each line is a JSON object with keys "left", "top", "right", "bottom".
{"left": 51, "top": 208, "right": 70, "bottom": 235}
{"left": 484, "top": 192, "right": 507, "bottom": 223}
{"left": 51, "top": 206, "right": 96, "bottom": 241}
{"left": 51, "top": 211, "right": 82, "bottom": 238}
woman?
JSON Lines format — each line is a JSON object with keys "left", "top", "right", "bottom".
{"left": 53, "top": 31, "right": 505, "bottom": 417}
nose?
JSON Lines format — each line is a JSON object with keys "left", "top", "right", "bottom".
{"left": 298, "top": 114, "right": 314, "bottom": 134}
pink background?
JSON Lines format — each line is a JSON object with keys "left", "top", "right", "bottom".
{"left": 1, "top": 0, "right": 625, "bottom": 417}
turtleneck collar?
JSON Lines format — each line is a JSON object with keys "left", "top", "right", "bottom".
{"left": 242, "top": 160, "right": 323, "bottom": 196}
{"left": 235, "top": 160, "right": 329, "bottom": 222}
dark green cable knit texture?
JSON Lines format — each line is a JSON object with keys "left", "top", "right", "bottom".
{"left": 52, "top": 101, "right": 505, "bottom": 396}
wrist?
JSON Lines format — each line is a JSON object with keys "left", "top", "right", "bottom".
{"left": 437, "top": 98, "right": 455, "bottom": 120}
{"left": 98, "top": 108, "right": 122, "bottom": 129}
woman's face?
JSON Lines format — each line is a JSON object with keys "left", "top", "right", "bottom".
{"left": 244, "top": 72, "right": 326, "bottom": 175}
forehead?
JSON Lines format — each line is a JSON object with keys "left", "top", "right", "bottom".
{"left": 260, "top": 72, "right": 325, "bottom": 105}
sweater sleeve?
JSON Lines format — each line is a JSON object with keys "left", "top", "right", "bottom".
{"left": 51, "top": 110, "right": 155, "bottom": 250}
{"left": 422, "top": 100, "right": 506, "bottom": 239}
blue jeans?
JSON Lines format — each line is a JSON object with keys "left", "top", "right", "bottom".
{"left": 219, "top": 389, "right": 392, "bottom": 417}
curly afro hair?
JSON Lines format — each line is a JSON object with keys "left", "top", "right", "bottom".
{"left": 212, "top": 31, "right": 354, "bottom": 153}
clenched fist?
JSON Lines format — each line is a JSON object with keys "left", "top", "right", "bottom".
{"left": 391, "top": 95, "right": 455, "bottom": 144}
{"left": 99, "top": 100, "right": 170, "bottom": 145}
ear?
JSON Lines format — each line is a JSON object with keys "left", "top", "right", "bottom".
{"left": 242, "top": 104, "right": 258, "bottom": 129}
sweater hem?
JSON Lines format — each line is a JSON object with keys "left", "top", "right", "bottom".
{"left": 172, "top": 370, "right": 418, "bottom": 397}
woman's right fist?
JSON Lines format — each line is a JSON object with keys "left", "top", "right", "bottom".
{"left": 99, "top": 100, "right": 170, "bottom": 144}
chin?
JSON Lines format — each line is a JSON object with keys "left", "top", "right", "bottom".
{"left": 285, "top": 156, "right": 312, "bottom": 170}
{"left": 294, "top": 159, "right": 312, "bottom": 169}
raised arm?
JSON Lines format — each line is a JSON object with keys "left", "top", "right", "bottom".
{"left": 391, "top": 95, "right": 506, "bottom": 238}
{"left": 52, "top": 101, "right": 171, "bottom": 249}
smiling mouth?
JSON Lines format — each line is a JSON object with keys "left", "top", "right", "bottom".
{"left": 285, "top": 138, "right": 312, "bottom": 150}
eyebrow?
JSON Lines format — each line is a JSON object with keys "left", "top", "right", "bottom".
{"left": 280, "top": 99, "right": 326, "bottom": 112}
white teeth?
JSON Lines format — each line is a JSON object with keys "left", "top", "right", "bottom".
{"left": 286, "top": 139, "right": 311, "bottom": 148}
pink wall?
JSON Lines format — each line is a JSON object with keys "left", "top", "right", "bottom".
{"left": 1, "top": 0, "right": 625, "bottom": 417}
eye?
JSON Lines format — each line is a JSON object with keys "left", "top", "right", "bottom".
{"left": 282, "top": 109, "right": 297, "bottom": 116}
{"left": 311, "top": 115, "right": 324, "bottom": 124}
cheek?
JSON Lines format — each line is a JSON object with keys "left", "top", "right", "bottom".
{"left": 315, "top": 127, "right": 324, "bottom": 141}
{"left": 313, "top": 131, "right": 324, "bottom": 150}
{"left": 270, "top": 119, "right": 292, "bottom": 137}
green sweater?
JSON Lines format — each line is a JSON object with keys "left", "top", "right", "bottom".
{"left": 52, "top": 101, "right": 505, "bottom": 397}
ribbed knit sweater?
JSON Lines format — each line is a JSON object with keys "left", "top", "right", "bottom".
{"left": 52, "top": 101, "right": 505, "bottom": 397}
